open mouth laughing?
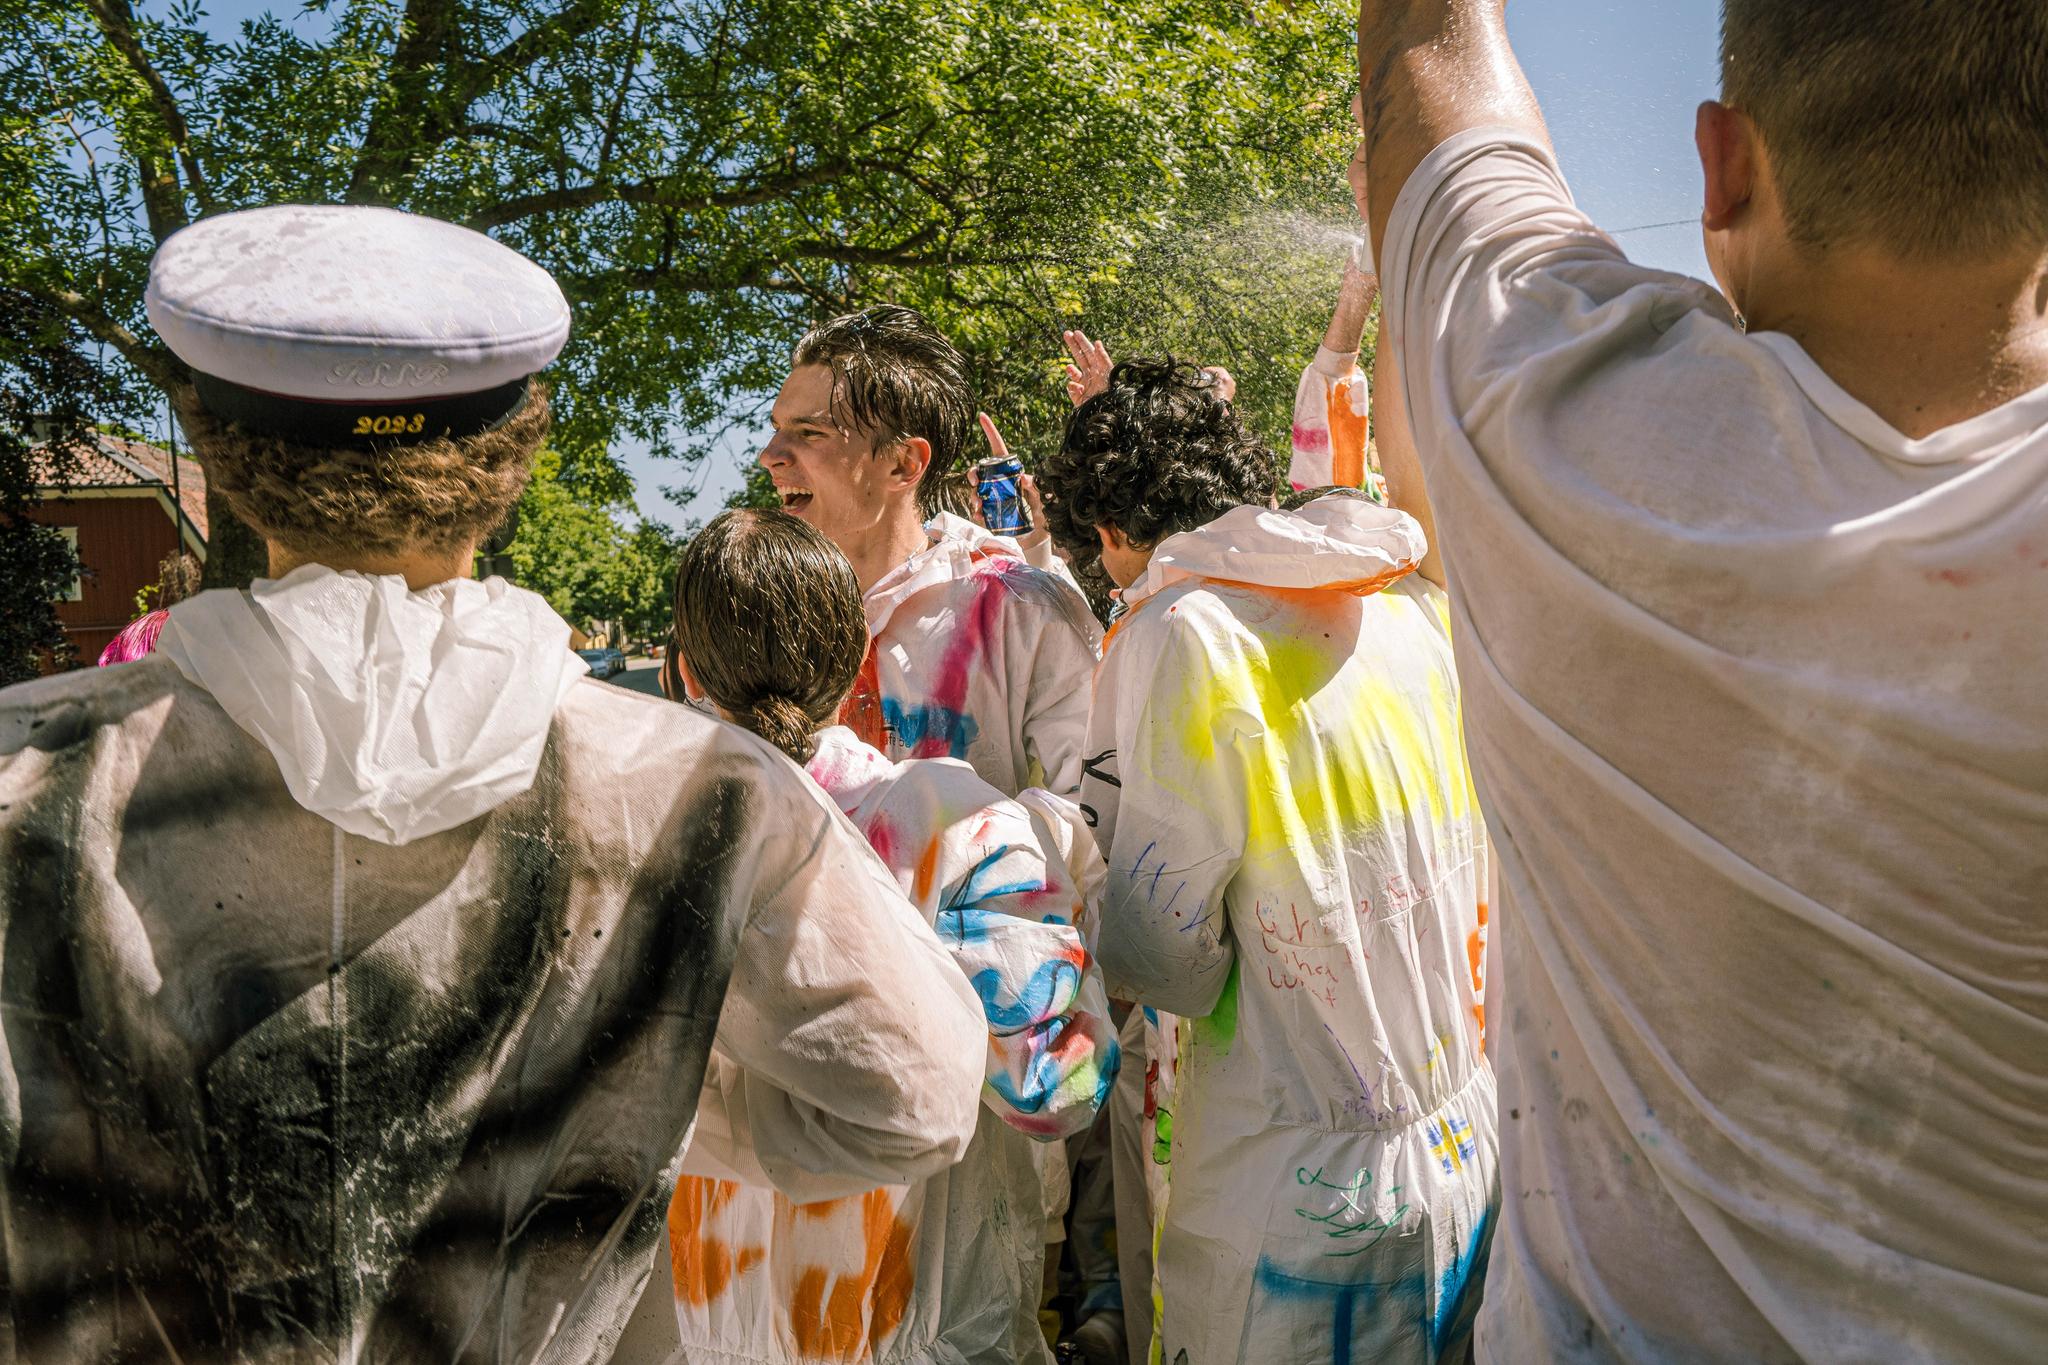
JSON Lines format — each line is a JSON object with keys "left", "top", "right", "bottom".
{"left": 776, "top": 485, "right": 814, "bottom": 513}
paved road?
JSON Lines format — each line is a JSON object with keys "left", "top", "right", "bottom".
{"left": 610, "top": 657, "right": 666, "bottom": 697}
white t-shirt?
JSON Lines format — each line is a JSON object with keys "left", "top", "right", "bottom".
{"left": 1383, "top": 127, "right": 2048, "bottom": 1362}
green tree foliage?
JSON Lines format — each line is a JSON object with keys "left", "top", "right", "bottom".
{"left": 3, "top": 0, "right": 1363, "bottom": 585}
{"left": 505, "top": 445, "right": 680, "bottom": 638}
{"left": 0, "top": 288, "right": 139, "bottom": 683}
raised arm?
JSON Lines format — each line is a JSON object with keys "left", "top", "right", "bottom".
{"left": 1323, "top": 241, "right": 1380, "bottom": 357}
{"left": 1366, "top": 333, "right": 1445, "bottom": 588}
{"left": 1356, "top": 0, "right": 1549, "bottom": 268}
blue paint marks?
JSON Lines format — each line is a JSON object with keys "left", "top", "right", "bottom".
{"left": 1251, "top": 1255, "right": 1428, "bottom": 1365}
{"left": 1428, "top": 1208, "right": 1492, "bottom": 1356}
{"left": 960, "top": 946, "right": 1082, "bottom": 1033}
{"left": 989, "top": 1016, "right": 1121, "bottom": 1113}
{"left": 882, "top": 697, "right": 978, "bottom": 759}
{"left": 938, "top": 847, "right": 1048, "bottom": 918}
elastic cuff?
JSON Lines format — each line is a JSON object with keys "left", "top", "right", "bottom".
{"left": 1311, "top": 345, "right": 1360, "bottom": 378}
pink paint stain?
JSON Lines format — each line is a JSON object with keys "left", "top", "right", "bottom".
{"left": 911, "top": 559, "right": 1014, "bottom": 759}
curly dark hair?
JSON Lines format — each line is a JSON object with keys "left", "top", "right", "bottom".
{"left": 671, "top": 508, "right": 867, "bottom": 764}
{"left": 1037, "top": 356, "right": 1275, "bottom": 559}
{"left": 175, "top": 380, "right": 546, "bottom": 558}
{"left": 793, "top": 304, "right": 973, "bottom": 518}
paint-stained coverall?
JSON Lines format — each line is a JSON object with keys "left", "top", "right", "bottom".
{"left": 672, "top": 725, "right": 1119, "bottom": 1364}
{"left": 841, "top": 514, "right": 1104, "bottom": 798}
{"left": 1080, "top": 498, "right": 1498, "bottom": 1365}
{"left": 0, "top": 569, "right": 984, "bottom": 1362}
{"left": 1289, "top": 346, "right": 1383, "bottom": 499}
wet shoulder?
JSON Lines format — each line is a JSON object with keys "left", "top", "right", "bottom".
{"left": 549, "top": 678, "right": 843, "bottom": 828}
{"left": 909, "top": 554, "right": 1098, "bottom": 639}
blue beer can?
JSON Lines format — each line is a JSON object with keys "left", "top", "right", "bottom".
{"left": 976, "top": 457, "right": 1032, "bottom": 536}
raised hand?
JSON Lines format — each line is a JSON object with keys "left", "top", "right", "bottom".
{"left": 976, "top": 411, "right": 1055, "bottom": 557}
{"left": 1202, "top": 366, "right": 1238, "bottom": 403}
{"left": 1062, "top": 329, "right": 1114, "bottom": 407}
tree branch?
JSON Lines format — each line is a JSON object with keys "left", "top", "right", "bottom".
{"left": 81, "top": 0, "right": 211, "bottom": 223}
{"left": 576, "top": 264, "right": 813, "bottom": 297}
{"left": 464, "top": 0, "right": 617, "bottom": 103}
{"left": 18, "top": 281, "right": 187, "bottom": 393}
{"left": 468, "top": 160, "right": 852, "bottom": 230}
{"left": 346, "top": 0, "right": 458, "bottom": 202}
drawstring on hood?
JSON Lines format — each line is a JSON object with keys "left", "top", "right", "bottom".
{"left": 156, "top": 565, "right": 587, "bottom": 846}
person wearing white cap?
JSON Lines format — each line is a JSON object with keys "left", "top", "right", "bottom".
{"left": 0, "top": 204, "right": 987, "bottom": 1360}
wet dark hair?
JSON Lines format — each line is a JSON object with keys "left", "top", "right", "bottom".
{"left": 792, "top": 304, "right": 973, "bottom": 518}
{"left": 671, "top": 508, "right": 868, "bottom": 763}
{"left": 1722, "top": 0, "right": 2048, "bottom": 256}
{"left": 1037, "top": 356, "right": 1275, "bottom": 558}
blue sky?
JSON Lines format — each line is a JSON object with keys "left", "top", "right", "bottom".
{"left": 190, "top": 0, "right": 1723, "bottom": 523}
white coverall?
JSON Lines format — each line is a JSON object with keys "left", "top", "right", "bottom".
{"left": 844, "top": 514, "right": 1104, "bottom": 798}
{"left": 1080, "top": 499, "right": 1499, "bottom": 1365}
{"left": 672, "top": 726, "right": 1119, "bottom": 1364}
{"left": 0, "top": 567, "right": 984, "bottom": 1361}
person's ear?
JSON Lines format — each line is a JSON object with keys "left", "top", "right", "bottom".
{"left": 674, "top": 649, "right": 705, "bottom": 703}
{"left": 1097, "top": 523, "right": 1127, "bottom": 555}
{"left": 1695, "top": 100, "right": 1757, "bottom": 233}
{"left": 880, "top": 434, "right": 932, "bottom": 493}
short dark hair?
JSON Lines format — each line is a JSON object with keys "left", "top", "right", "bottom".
{"left": 1037, "top": 356, "right": 1274, "bottom": 558}
{"left": 176, "top": 380, "right": 546, "bottom": 558}
{"left": 671, "top": 508, "right": 867, "bottom": 763}
{"left": 1721, "top": 0, "right": 2048, "bottom": 256}
{"left": 792, "top": 304, "right": 973, "bottom": 517}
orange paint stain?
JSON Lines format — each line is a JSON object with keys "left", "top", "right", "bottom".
{"left": 669, "top": 1177, "right": 765, "bottom": 1306}
{"left": 786, "top": 1187, "right": 916, "bottom": 1361}
{"left": 912, "top": 837, "right": 941, "bottom": 905}
{"left": 1467, "top": 900, "right": 1490, "bottom": 1056}
{"left": 1327, "top": 375, "right": 1369, "bottom": 488}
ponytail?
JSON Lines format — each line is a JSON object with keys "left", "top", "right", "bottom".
{"left": 747, "top": 694, "right": 822, "bottom": 763}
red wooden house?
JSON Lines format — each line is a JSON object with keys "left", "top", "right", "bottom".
{"left": 28, "top": 433, "right": 208, "bottom": 670}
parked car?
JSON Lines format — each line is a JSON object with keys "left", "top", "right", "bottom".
{"left": 576, "top": 646, "right": 628, "bottom": 681}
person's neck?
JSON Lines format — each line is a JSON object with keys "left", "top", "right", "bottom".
{"left": 838, "top": 501, "right": 931, "bottom": 594}
{"left": 266, "top": 542, "right": 478, "bottom": 591}
{"left": 1743, "top": 241, "right": 2048, "bottom": 439}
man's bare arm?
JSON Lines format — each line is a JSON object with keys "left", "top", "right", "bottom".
{"left": 1369, "top": 342, "right": 1446, "bottom": 589}
{"left": 1322, "top": 253, "right": 1380, "bottom": 356}
{"left": 1357, "top": 0, "right": 1549, "bottom": 270}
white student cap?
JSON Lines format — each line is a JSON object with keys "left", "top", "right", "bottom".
{"left": 146, "top": 204, "right": 570, "bottom": 447}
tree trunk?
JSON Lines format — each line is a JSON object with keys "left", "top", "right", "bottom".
{"left": 201, "top": 483, "right": 268, "bottom": 588}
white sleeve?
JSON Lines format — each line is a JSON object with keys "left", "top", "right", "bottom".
{"left": 926, "top": 790, "right": 1119, "bottom": 1141}
{"left": 681, "top": 787, "right": 986, "bottom": 1202}
{"left": 1090, "top": 607, "right": 1249, "bottom": 1018}
{"left": 1289, "top": 346, "right": 1361, "bottom": 491}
